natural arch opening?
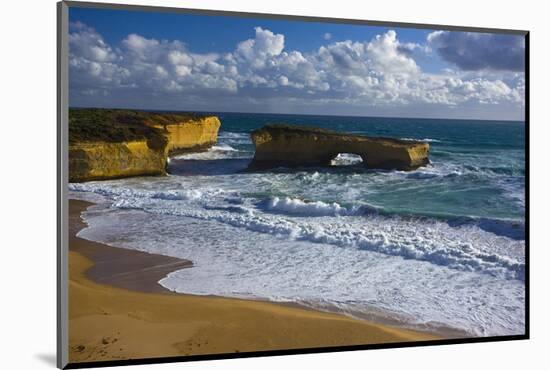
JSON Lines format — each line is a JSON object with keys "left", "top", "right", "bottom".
{"left": 329, "top": 153, "right": 364, "bottom": 167}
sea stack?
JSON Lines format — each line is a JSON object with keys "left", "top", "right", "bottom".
{"left": 68, "top": 109, "right": 221, "bottom": 182}
{"left": 145, "top": 115, "right": 221, "bottom": 155}
{"left": 249, "top": 124, "right": 430, "bottom": 171}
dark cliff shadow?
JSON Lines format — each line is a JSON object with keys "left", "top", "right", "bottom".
{"left": 245, "top": 164, "right": 388, "bottom": 176}
{"left": 168, "top": 158, "right": 252, "bottom": 176}
{"left": 168, "top": 157, "right": 406, "bottom": 177}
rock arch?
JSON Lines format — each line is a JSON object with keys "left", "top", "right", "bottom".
{"left": 329, "top": 153, "right": 365, "bottom": 166}
{"left": 249, "top": 124, "right": 430, "bottom": 171}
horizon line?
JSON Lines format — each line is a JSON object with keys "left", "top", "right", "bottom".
{"left": 68, "top": 105, "right": 525, "bottom": 123}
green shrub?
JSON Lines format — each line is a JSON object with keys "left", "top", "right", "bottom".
{"left": 68, "top": 108, "right": 207, "bottom": 144}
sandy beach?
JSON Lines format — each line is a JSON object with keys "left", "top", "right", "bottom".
{"left": 68, "top": 199, "right": 439, "bottom": 363}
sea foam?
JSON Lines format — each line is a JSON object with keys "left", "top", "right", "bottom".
{"left": 70, "top": 182, "right": 525, "bottom": 281}
{"left": 75, "top": 198, "right": 525, "bottom": 337}
{"left": 261, "top": 196, "right": 354, "bottom": 216}
{"left": 172, "top": 144, "right": 245, "bottom": 160}
{"left": 400, "top": 137, "right": 442, "bottom": 143}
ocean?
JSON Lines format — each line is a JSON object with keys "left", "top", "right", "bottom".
{"left": 69, "top": 112, "right": 526, "bottom": 337}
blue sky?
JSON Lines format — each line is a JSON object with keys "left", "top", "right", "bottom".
{"left": 70, "top": 8, "right": 443, "bottom": 71}
{"left": 68, "top": 7, "right": 525, "bottom": 120}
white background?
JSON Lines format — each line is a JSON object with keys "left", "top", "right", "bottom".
{"left": 1, "top": 0, "right": 548, "bottom": 369}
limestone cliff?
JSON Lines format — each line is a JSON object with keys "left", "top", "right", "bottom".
{"left": 69, "top": 140, "right": 167, "bottom": 182}
{"left": 68, "top": 109, "right": 221, "bottom": 182}
{"left": 249, "top": 124, "right": 430, "bottom": 171}
{"left": 146, "top": 116, "right": 221, "bottom": 155}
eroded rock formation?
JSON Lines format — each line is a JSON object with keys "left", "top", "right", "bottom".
{"left": 249, "top": 124, "right": 430, "bottom": 170}
{"left": 68, "top": 109, "right": 220, "bottom": 182}
{"left": 69, "top": 140, "right": 167, "bottom": 182}
{"left": 146, "top": 116, "right": 221, "bottom": 155}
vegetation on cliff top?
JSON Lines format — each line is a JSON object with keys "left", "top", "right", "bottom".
{"left": 69, "top": 108, "right": 210, "bottom": 144}
{"left": 252, "top": 124, "right": 423, "bottom": 145}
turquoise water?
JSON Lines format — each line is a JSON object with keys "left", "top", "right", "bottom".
{"left": 70, "top": 113, "right": 526, "bottom": 336}
{"left": 185, "top": 112, "right": 525, "bottom": 228}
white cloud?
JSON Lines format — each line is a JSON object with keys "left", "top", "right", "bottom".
{"left": 278, "top": 75, "right": 289, "bottom": 86}
{"left": 366, "top": 30, "right": 419, "bottom": 75}
{"left": 69, "top": 23, "right": 524, "bottom": 118}
{"left": 235, "top": 27, "right": 285, "bottom": 69}
{"left": 324, "top": 32, "right": 332, "bottom": 40}
{"left": 123, "top": 33, "right": 159, "bottom": 52}
{"left": 69, "top": 22, "right": 117, "bottom": 63}
{"left": 167, "top": 50, "right": 193, "bottom": 66}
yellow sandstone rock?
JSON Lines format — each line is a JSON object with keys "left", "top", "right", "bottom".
{"left": 147, "top": 116, "right": 221, "bottom": 155}
{"left": 68, "top": 140, "right": 167, "bottom": 182}
{"left": 68, "top": 109, "right": 221, "bottom": 182}
{"left": 250, "top": 124, "right": 430, "bottom": 170}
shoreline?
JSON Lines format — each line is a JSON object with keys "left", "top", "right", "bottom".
{"left": 69, "top": 200, "right": 193, "bottom": 294}
{"left": 69, "top": 199, "right": 440, "bottom": 363}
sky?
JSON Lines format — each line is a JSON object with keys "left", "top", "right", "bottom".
{"left": 68, "top": 7, "right": 526, "bottom": 121}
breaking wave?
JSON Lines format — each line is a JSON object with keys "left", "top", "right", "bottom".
{"left": 69, "top": 183, "right": 525, "bottom": 281}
